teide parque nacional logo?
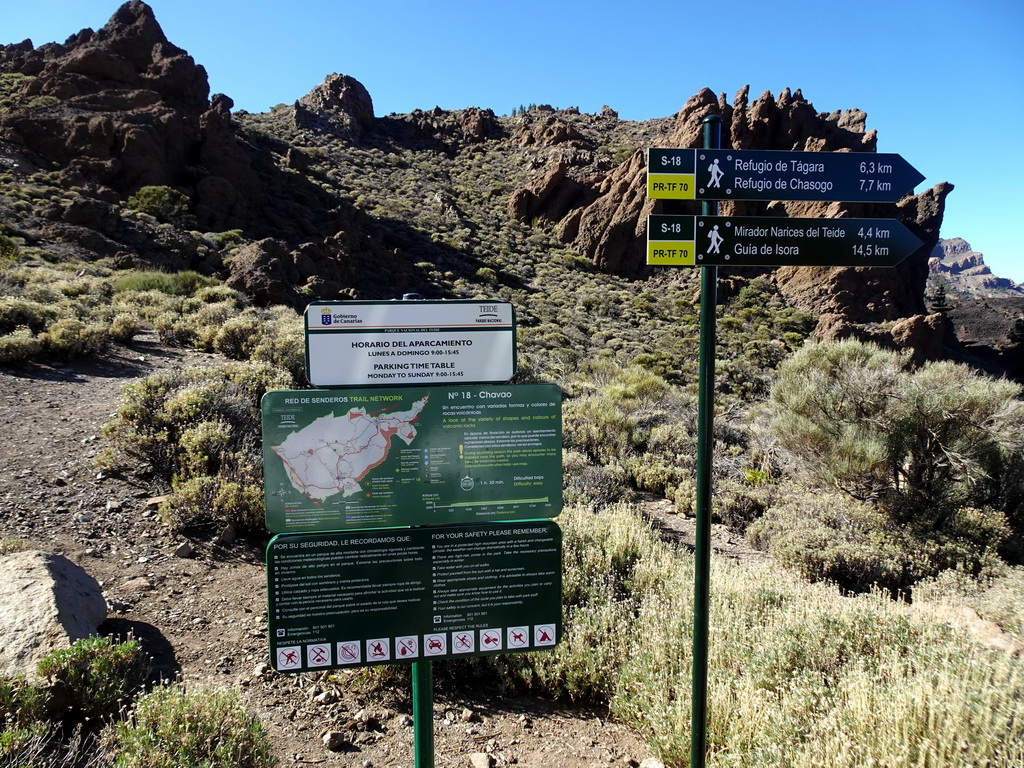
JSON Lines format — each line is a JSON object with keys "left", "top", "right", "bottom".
{"left": 476, "top": 304, "right": 505, "bottom": 324}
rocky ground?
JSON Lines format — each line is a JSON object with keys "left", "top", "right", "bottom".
{"left": 0, "top": 335, "right": 666, "bottom": 768}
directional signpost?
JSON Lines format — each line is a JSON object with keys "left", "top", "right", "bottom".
{"left": 648, "top": 215, "right": 923, "bottom": 267}
{"left": 647, "top": 148, "right": 923, "bottom": 202}
{"left": 647, "top": 131, "right": 927, "bottom": 768}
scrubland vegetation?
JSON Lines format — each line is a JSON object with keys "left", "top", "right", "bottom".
{"left": 1, "top": 102, "right": 1022, "bottom": 766}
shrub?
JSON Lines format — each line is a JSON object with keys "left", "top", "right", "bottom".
{"left": 0, "top": 298, "right": 58, "bottom": 334}
{"left": 0, "top": 329, "right": 42, "bottom": 366}
{"left": 125, "top": 186, "right": 195, "bottom": 228}
{"left": 108, "top": 313, "right": 141, "bottom": 344}
{"left": 102, "top": 361, "right": 290, "bottom": 532}
{"left": 112, "top": 270, "right": 218, "bottom": 296}
{"left": 749, "top": 490, "right": 1010, "bottom": 593}
{"left": 748, "top": 490, "right": 919, "bottom": 592}
{"left": 0, "top": 677, "right": 49, "bottom": 730}
{"left": 103, "top": 361, "right": 290, "bottom": 480}
{"left": 27, "top": 95, "right": 59, "bottom": 109}
{"left": 107, "top": 686, "right": 275, "bottom": 768}
{"left": 38, "top": 318, "right": 107, "bottom": 359}
{"left": 36, "top": 636, "right": 150, "bottom": 724}
{"left": 159, "top": 460, "right": 264, "bottom": 532}
{"left": 769, "top": 339, "right": 1024, "bottom": 532}
{"left": 205, "top": 229, "right": 246, "bottom": 248}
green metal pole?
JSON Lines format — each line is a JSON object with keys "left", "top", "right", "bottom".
{"left": 692, "top": 114, "right": 721, "bottom": 768}
{"left": 412, "top": 661, "right": 434, "bottom": 768}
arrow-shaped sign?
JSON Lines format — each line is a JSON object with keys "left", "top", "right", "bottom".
{"left": 647, "top": 148, "right": 924, "bottom": 203}
{"left": 647, "top": 215, "right": 923, "bottom": 268}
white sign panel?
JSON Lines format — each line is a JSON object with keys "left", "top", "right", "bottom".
{"left": 304, "top": 300, "right": 516, "bottom": 387}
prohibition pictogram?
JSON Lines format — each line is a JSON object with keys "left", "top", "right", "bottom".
{"left": 481, "top": 629, "right": 502, "bottom": 651}
{"left": 367, "top": 638, "right": 390, "bottom": 661}
{"left": 534, "top": 625, "right": 556, "bottom": 646}
{"left": 453, "top": 632, "right": 475, "bottom": 653}
{"left": 507, "top": 626, "right": 529, "bottom": 649}
{"left": 425, "top": 634, "right": 447, "bottom": 657}
{"left": 307, "top": 643, "right": 332, "bottom": 667}
{"left": 337, "top": 641, "right": 361, "bottom": 665}
{"left": 277, "top": 646, "right": 301, "bottom": 670}
{"left": 397, "top": 636, "right": 419, "bottom": 659}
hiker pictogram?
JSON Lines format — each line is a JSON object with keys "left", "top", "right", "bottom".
{"left": 277, "top": 647, "right": 301, "bottom": 670}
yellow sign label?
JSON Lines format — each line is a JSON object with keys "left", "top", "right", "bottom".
{"left": 647, "top": 173, "right": 696, "bottom": 199}
{"left": 647, "top": 241, "right": 695, "bottom": 266}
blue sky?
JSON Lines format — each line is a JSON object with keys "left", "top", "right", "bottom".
{"left": 4, "top": 0, "right": 1022, "bottom": 283}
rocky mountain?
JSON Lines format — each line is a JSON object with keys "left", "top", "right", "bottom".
{"left": 930, "top": 237, "right": 1023, "bottom": 298}
{"left": 0, "top": 0, "right": 1020, "bottom": 380}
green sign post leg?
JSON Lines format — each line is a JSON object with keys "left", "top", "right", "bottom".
{"left": 413, "top": 661, "right": 434, "bottom": 768}
{"left": 692, "top": 114, "right": 721, "bottom": 768}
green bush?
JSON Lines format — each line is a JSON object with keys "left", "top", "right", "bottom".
{"left": 38, "top": 318, "right": 107, "bottom": 359}
{"left": 125, "top": 186, "right": 195, "bottom": 228}
{"left": 159, "top": 460, "right": 264, "bottom": 532}
{"left": 768, "top": 339, "right": 1024, "bottom": 534}
{"left": 0, "top": 298, "right": 58, "bottom": 334}
{"left": 0, "top": 329, "right": 42, "bottom": 366}
{"left": 102, "top": 362, "right": 290, "bottom": 532}
{"left": 108, "top": 313, "right": 141, "bottom": 344}
{"left": 36, "top": 636, "right": 150, "bottom": 725}
{"left": 27, "top": 95, "right": 59, "bottom": 109}
{"left": 0, "top": 677, "right": 49, "bottom": 730}
{"left": 112, "top": 270, "right": 218, "bottom": 296}
{"left": 205, "top": 229, "right": 246, "bottom": 248}
{"left": 107, "top": 686, "right": 275, "bottom": 768}
{"left": 748, "top": 490, "right": 921, "bottom": 593}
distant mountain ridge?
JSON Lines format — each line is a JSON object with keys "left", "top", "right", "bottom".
{"left": 929, "top": 237, "right": 1023, "bottom": 298}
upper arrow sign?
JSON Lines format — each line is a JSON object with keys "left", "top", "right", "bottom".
{"left": 647, "top": 148, "right": 924, "bottom": 203}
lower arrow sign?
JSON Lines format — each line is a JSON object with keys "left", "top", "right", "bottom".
{"left": 647, "top": 215, "right": 923, "bottom": 267}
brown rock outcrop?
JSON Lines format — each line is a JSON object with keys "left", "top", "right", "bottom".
{"left": 511, "top": 115, "right": 593, "bottom": 149}
{"left": 508, "top": 85, "right": 949, "bottom": 336}
{"left": 0, "top": 1, "right": 261, "bottom": 231}
{"left": 929, "top": 237, "right": 1024, "bottom": 296}
{"left": 294, "top": 73, "right": 375, "bottom": 138}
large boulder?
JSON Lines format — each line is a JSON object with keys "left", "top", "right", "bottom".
{"left": 0, "top": 551, "right": 107, "bottom": 680}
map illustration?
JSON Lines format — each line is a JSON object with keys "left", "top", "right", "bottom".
{"left": 270, "top": 396, "right": 428, "bottom": 501}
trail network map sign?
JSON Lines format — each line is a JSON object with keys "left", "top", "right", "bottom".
{"left": 304, "top": 300, "right": 516, "bottom": 387}
{"left": 267, "top": 522, "right": 562, "bottom": 673}
{"left": 262, "top": 384, "right": 562, "bottom": 533}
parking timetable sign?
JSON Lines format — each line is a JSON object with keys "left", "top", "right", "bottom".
{"left": 267, "top": 523, "right": 562, "bottom": 672}
{"left": 305, "top": 300, "right": 516, "bottom": 387}
{"left": 261, "top": 384, "right": 562, "bottom": 533}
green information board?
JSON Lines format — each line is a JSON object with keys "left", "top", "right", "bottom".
{"left": 261, "top": 384, "right": 562, "bottom": 533}
{"left": 267, "top": 523, "right": 563, "bottom": 672}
